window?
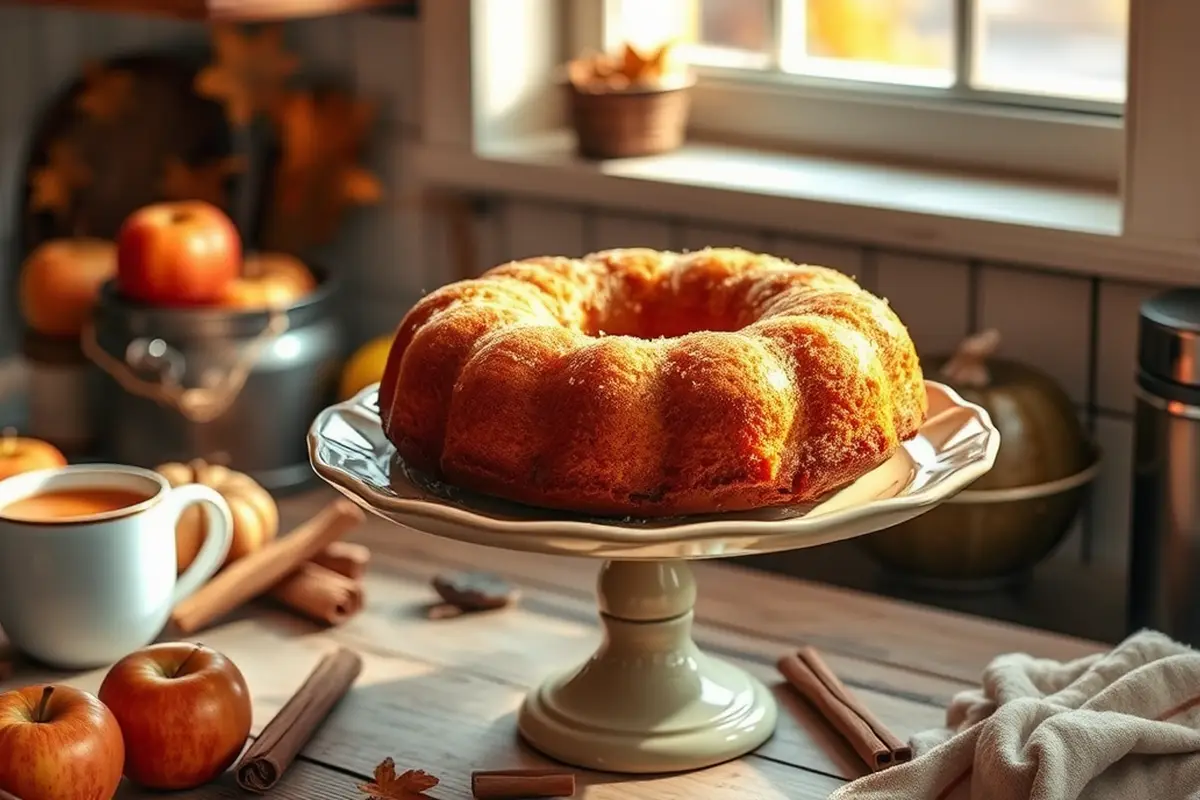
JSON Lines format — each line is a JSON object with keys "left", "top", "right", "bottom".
{"left": 575, "top": 0, "right": 1129, "bottom": 183}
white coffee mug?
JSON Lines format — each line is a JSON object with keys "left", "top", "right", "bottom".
{"left": 0, "top": 463, "right": 233, "bottom": 669}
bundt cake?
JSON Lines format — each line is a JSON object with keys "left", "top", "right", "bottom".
{"left": 377, "top": 247, "right": 927, "bottom": 517}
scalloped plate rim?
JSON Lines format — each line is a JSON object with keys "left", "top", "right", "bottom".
{"left": 307, "top": 380, "right": 1000, "bottom": 550}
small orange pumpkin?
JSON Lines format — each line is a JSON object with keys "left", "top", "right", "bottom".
{"left": 156, "top": 459, "right": 279, "bottom": 573}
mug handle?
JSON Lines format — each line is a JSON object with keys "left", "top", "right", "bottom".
{"left": 164, "top": 484, "right": 234, "bottom": 605}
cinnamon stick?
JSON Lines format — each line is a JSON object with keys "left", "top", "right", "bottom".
{"left": 235, "top": 647, "right": 363, "bottom": 793}
{"left": 171, "top": 499, "right": 365, "bottom": 635}
{"left": 777, "top": 647, "right": 911, "bottom": 771}
{"left": 472, "top": 768, "right": 576, "bottom": 799}
{"left": 269, "top": 563, "right": 364, "bottom": 626}
{"left": 797, "top": 646, "right": 912, "bottom": 763}
{"left": 312, "top": 541, "right": 370, "bottom": 580}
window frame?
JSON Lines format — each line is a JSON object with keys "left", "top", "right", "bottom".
{"left": 570, "top": 0, "right": 1125, "bottom": 186}
{"left": 420, "top": 0, "right": 1200, "bottom": 269}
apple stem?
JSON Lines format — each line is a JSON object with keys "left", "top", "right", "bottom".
{"left": 172, "top": 644, "right": 204, "bottom": 678}
{"left": 0, "top": 427, "right": 15, "bottom": 458}
{"left": 35, "top": 686, "right": 53, "bottom": 723}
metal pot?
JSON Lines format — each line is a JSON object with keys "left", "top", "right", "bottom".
{"left": 85, "top": 272, "right": 343, "bottom": 493}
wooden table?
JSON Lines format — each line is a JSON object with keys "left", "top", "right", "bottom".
{"left": 2, "top": 488, "right": 1106, "bottom": 799}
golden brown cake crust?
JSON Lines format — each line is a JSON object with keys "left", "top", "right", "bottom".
{"left": 379, "top": 248, "right": 927, "bottom": 517}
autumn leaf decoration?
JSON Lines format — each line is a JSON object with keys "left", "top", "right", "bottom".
{"left": 358, "top": 758, "right": 439, "bottom": 800}
{"left": 160, "top": 155, "right": 246, "bottom": 208}
{"left": 75, "top": 61, "right": 135, "bottom": 123}
{"left": 262, "top": 88, "right": 383, "bottom": 251}
{"left": 29, "top": 139, "right": 92, "bottom": 223}
{"left": 195, "top": 23, "right": 299, "bottom": 128}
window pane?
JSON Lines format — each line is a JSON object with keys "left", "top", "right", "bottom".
{"left": 973, "top": 0, "right": 1127, "bottom": 102}
{"left": 606, "top": 0, "right": 772, "bottom": 69}
{"left": 781, "top": 0, "right": 955, "bottom": 87}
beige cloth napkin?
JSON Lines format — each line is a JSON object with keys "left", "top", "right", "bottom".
{"left": 828, "top": 630, "right": 1200, "bottom": 800}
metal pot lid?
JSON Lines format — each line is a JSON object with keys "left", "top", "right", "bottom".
{"left": 1139, "top": 287, "right": 1200, "bottom": 390}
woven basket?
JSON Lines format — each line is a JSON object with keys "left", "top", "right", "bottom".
{"left": 566, "top": 76, "right": 696, "bottom": 159}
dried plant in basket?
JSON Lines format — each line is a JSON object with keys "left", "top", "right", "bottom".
{"left": 567, "top": 40, "right": 690, "bottom": 93}
{"left": 564, "top": 40, "right": 695, "bottom": 159}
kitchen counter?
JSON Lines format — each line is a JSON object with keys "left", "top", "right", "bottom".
{"left": 3, "top": 486, "right": 1106, "bottom": 798}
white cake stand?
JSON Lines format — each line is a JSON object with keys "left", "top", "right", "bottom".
{"left": 308, "top": 382, "right": 998, "bottom": 775}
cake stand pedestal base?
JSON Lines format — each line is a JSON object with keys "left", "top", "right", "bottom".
{"left": 517, "top": 559, "right": 778, "bottom": 774}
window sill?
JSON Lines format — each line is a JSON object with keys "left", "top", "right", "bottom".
{"left": 412, "top": 130, "right": 1200, "bottom": 284}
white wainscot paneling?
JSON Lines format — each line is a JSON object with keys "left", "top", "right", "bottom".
{"left": 468, "top": 199, "right": 506, "bottom": 275}
{"left": 34, "top": 9, "right": 205, "bottom": 101}
{"left": 874, "top": 253, "right": 971, "bottom": 360}
{"left": 104, "top": 11, "right": 203, "bottom": 54}
{"left": 424, "top": 193, "right": 507, "bottom": 281}
{"left": 135, "top": 15, "right": 206, "bottom": 47}
{"left": 341, "top": 287, "right": 418, "bottom": 349}
{"left": 287, "top": 16, "right": 355, "bottom": 81}
{"left": 589, "top": 213, "right": 674, "bottom": 253}
{"left": 504, "top": 199, "right": 586, "bottom": 260}
{"left": 763, "top": 234, "right": 865, "bottom": 282}
{"left": 1089, "top": 413, "right": 1134, "bottom": 570}
{"left": 680, "top": 224, "right": 767, "bottom": 253}
{"left": 352, "top": 12, "right": 422, "bottom": 132}
{"left": 1048, "top": 511, "right": 1087, "bottom": 566}
{"left": 0, "top": 132, "right": 26, "bottom": 248}
{"left": 35, "top": 9, "right": 87, "bottom": 101}
{"left": 347, "top": 136, "right": 437, "bottom": 296}
{"left": 1046, "top": 407, "right": 1096, "bottom": 566}
{"left": 0, "top": 9, "right": 36, "bottom": 123}
{"left": 102, "top": 12, "right": 157, "bottom": 54}
{"left": 0, "top": 10, "right": 35, "bottom": 247}
{"left": 978, "top": 265, "right": 1094, "bottom": 404}
{"left": 1097, "top": 280, "right": 1162, "bottom": 415}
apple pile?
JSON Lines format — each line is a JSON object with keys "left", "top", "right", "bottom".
{"left": 115, "top": 200, "right": 318, "bottom": 311}
{"left": 18, "top": 200, "right": 318, "bottom": 340}
{"left": 0, "top": 643, "right": 253, "bottom": 800}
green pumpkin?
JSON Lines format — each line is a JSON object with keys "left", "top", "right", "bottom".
{"left": 929, "top": 329, "right": 1091, "bottom": 490}
{"left": 859, "top": 329, "right": 1098, "bottom": 588}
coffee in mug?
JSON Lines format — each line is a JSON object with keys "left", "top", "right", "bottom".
{"left": 0, "top": 487, "right": 151, "bottom": 521}
{"left": 0, "top": 463, "right": 234, "bottom": 669}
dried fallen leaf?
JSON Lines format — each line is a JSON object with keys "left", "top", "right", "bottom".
{"left": 429, "top": 571, "right": 519, "bottom": 619}
{"left": 358, "top": 757, "right": 439, "bottom": 800}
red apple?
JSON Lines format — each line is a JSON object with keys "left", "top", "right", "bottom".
{"left": 98, "top": 642, "right": 252, "bottom": 790}
{"left": 115, "top": 201, "right": 241, "bottom": 306}
{"left": 0, "top": 428, "right": 67, "bottom": 483}
{"left": 19, "top": 238, "right": 118, "bottom": 338}
{"left": 219, "top": 252, "right": 318, "bottom": 310}
{"left": 0, "top": 684, "right": 125, "bottom": 800}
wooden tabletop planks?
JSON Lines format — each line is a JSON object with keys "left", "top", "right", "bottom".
{"left": 318, "top": 488, "right": 1103, "bottom": 683}
{"left": 1, "top": 488, "right": 1108, "bottom": 799}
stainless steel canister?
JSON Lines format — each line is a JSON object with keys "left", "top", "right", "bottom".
{"left": 1128, "top": 287, "right": 1200, "bottom": 643}
{"left": 85, "top": 272, "right": 343, "bottom": 493}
